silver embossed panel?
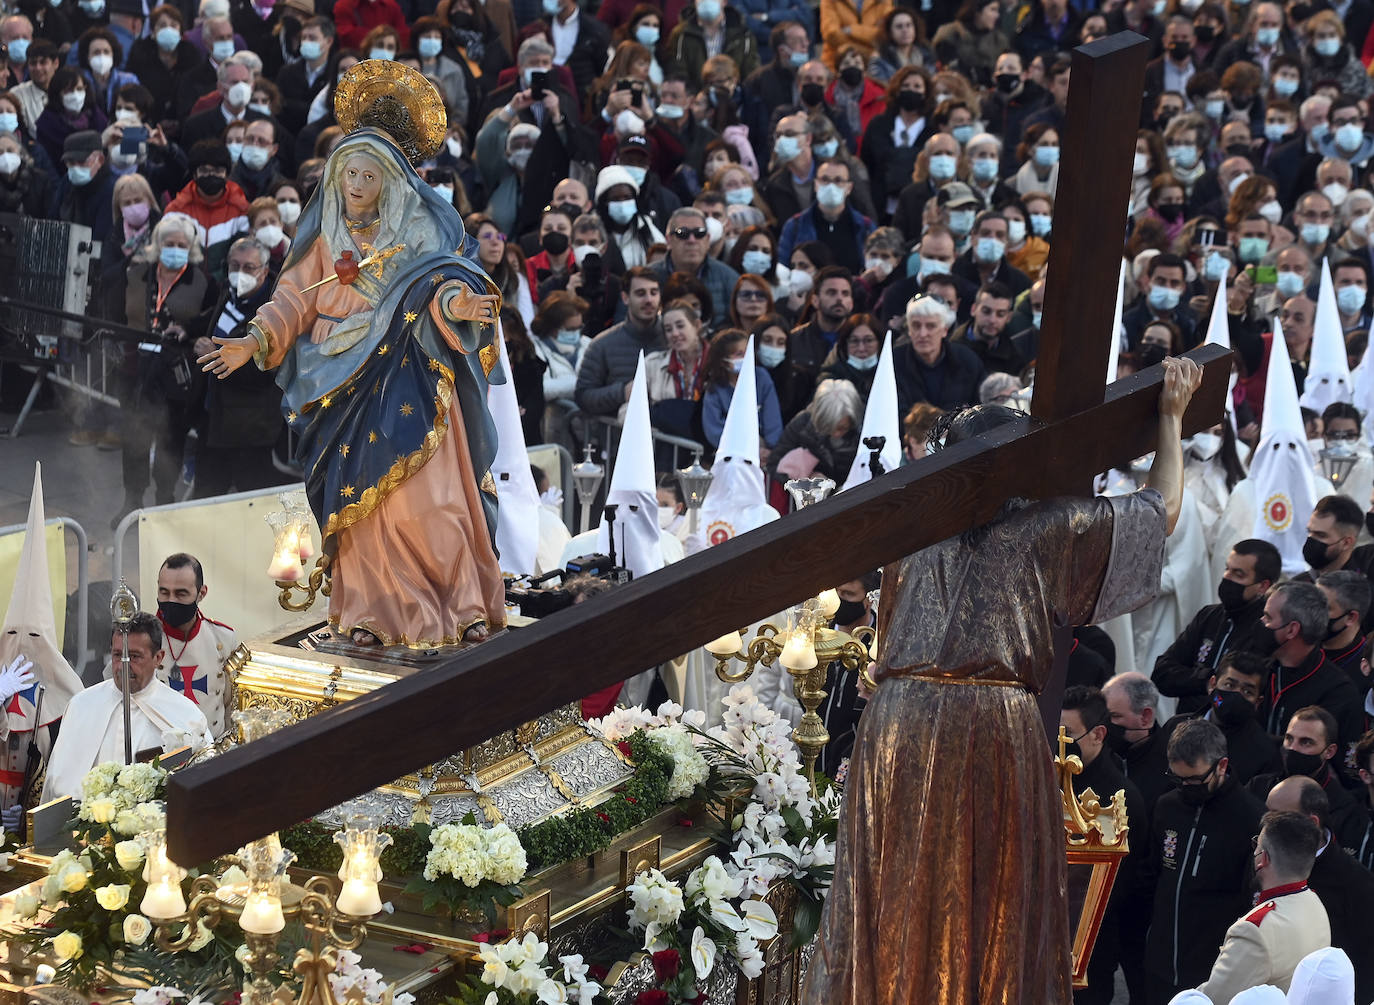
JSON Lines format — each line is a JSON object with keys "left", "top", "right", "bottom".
{"left": 547, "top": 741, "right": 634, "bottom": 800}
{"left": 485, "top": 768, "right": 567, "bottom": 830}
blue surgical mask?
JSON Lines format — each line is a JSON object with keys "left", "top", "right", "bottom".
{"left": 918, "top": 257, "right": 951, "bottom": 280}
{"left": 66, "top": 164, "right": 93, "bottom": 186}
{"left": 1273, "top": 77, "right": 1299, "bottom": 98}
{"left": 974, "top": 236, "right": 1004, "bottom": 262}
{"left": 1300, "top": 222, "right": 1330, "bottom": 245}
{"left": 816, "top": 183, "right": 845, "bottom": 209}
{"left": 211, "top": 39, "right": 234, "bottom": 61}
{"left": 847, "top": 353, "right": 878, "bottom": 370}
{"left": 1256, "top": 26, "right": 1280, "bottom": 46}
{"left": 299, "top": 39, "right": 322, "bottom": 60}
{"left": 1314, "top": 36, "right": 1341, "bottom": 57}
{"left": 725, "top": 186, "right": 754, "bottom": 205}
{"left": 542, "top": 0, "right": 560, "bottom": 12}
{"left": 226, "top": 141, "right": 243, "bottom": 163}
{"left": 556, "top": 328, "right": 582, "bottom": 345}
{"left": 1275, "top": 270, "right": 1306, "bottom": 297}
{"left": 1204, "top": 98, "right": 1225, "bottom": 119}
{"left": 1336, "top": 122, "right": 1364, "bottom": 151}
{"left": 1033, "top": 145, "right": 1059, "bottom": 167}
{"left": 624, "top": 165, "right": 647, "bottom": 188}
{"left": 951, "top": 124, "right": 975, "bottom": 145}
{"left": 1311, "top": 121, "right": 1331, "bottom": 143}
{"left": 369, "top": 47, "right": 394, "bottom": 61}
{"left": 155, "top": 27, "right": 180, "bottom": 51}
{"left": 418, "top": 36, "right": 442, "bottom": 59}
{"left": 1264, "top": 122, "right": 1292, "bottom": 143}
{"left": 0, "top": 112, "right": 17, "bottom": 133}
{"left": 758, "top": 344, "right": 786, "bottom": 368}
{"left": 928, "top": 153, "right": 957, "bottom": 180}
{"left": 814, "top": 139, "right": 839, "bottom": 158}
{"left": 1029, "top": 212, "right": 1052, "bottom": 236}
{"left": 775, "top": 135, "right": 800, "bottom": 162}
{"left": 655, "top": 102, "right": 684, "bottom": 119}
{"left": 730, "top": 356, "right": 746, "bottom": 373}
{"left": 6, "top": 38, "right": 29, "bottom": 63}
{"left": 971, "top": 158, "right": 998, "bottom": 182}
{"left": 1031, "top": 309, "right": 1042, "bottom": 328}
{"left": 789, "top": 50, "right": 808, "bottom": 68}
{"left": 635, "top": 24, "right": 659, "bottom": 46}
{"left": 947, "top": 208, "right": 975, "bottom": 235}
{"left": 1337, "top": 284, "right": 1366, "bottom": 313}
{"left": 697, "top": 0, "right": 722, "bottom": 20}
{"left": 1238, "top": 236, "right": 1269, "bottom": 262}
{"left": 607, "top": 199, "right": 637, "bottom": 224}
{"left": 1167, "top": 144, "right": 1199, "bottom": 169}
{"left": 741, "top": 249, "right": 772, "bottom": 275}
{"left": 1203, "top": 251, "right": 1230, "bottom": 282}
{"left": 159, "top": 245, "right": 189, "bottom": 269}
{"left": 1148, "top": 283, "right": 1181, "bottom": 311}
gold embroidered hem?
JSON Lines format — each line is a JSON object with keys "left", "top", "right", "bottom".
{"left": 327, "top": 611, "right": 506, "bottom": 650}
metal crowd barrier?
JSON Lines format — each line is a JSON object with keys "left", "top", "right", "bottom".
{"left": 0, "top": 516, "right": 90, "bottom": 672}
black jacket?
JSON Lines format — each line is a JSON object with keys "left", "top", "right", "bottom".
{"left": 537, "top": 12, "right": 611, "bottom": 99}
{"left": 1118, "top": 724, "right": 1173, "bottom": 814}
{"left": 1248, "top": 764, "right": 1367, "bottom": 850}
{"left": 892, "top": 338, "right": 987, "bottom": 413}
{"left": 1308, "top": 834, "right": 1374, "bottom": 1004}
{"left": 1152, "top": 597, "right": 1269, "bottom": 716}
{"left": 1259, "top": 646, "right": 1367, "bottom": 754}
{"left": 1162, "top": 710, "right": 1281, "bottom": 787}
{"left": 950, "top": 249, "right": 1031, "bottom": 298}
{"left": 1142, "top": 776, "right": 1264, "bottom": 989}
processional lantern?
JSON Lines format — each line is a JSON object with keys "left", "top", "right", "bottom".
{"left": 571, "top": 442, "right": 605, "bottom": 535}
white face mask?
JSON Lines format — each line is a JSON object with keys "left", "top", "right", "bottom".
{"left": 0, "top": 151, "right": 19, "bottom": 175}
{"left": 115, "top": 108, "right": 140, "bottom": 126}
{"left": 276, "top": 199, "right": 301, "bottom": 225}
{"left": 864, "top": 256, "right": 893, "bottom": 279}
{"left": 255, "top": 224, "right": 285, "bottom": 247}
{"left": 704, "top": 216, "right": 723, "bottom": 244}
{"left": 89, "top": 54, "right": 113, "bottom": 76}
{"left": 657, "top": 505, "right": 678, "bottom": 529}
{"left": 1188, "top": 431, "right": 1222, "bottom": 460}
{"left": 573, "top": 242, "right": 599, "bottom": 265}
{"left": 227, "top": 270, "right": 259, "bottom": 296}
{"left": 62, "top": 90, "right": 87, "bottom": 113}
{"left": 227, "top": 81, "right": 253, "bottom": 108}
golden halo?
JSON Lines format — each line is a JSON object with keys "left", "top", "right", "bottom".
{"left": 334, "top": 59, "right": 447, "bottom": 164}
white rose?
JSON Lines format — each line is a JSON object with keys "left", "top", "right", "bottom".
{"left": 114, "top": 840, "right": 145, "bottom": 872}
{"left": 51, "top": 931, "right": 83, "bottom": 961}
{"left": 13, "top": 889, "right": 39, "bottom": 918}
{"left": 94, "top": 883, "right": 131, "bottom": 910}
{"left": 123, "top": 914, "right": 152, "bottom": 946}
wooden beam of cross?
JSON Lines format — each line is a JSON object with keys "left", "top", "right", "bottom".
{"left": 167, "top": 33, "right": 1224, "bottom": 864}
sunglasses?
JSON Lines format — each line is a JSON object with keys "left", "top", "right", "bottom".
{"left": 672, "top": 227, "right": 708, "bottom": 240}
{"left": 737, "top": 288, "right": 768, "bottom": 301}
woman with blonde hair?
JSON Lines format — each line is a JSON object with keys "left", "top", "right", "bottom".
{"left": 709, "top": 161, "right": 776, "bottom": 226}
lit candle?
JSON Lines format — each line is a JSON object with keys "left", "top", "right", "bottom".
{"left": 266, "top": 547, "right": 301, "bottom": 582}
{"left": 34, "top": 965, "right": 56, "bottom": 984}
{"left": 140, "top": 875, "right": 186, "bottom": 920}
{"left": 336, "top": 876, "right": 381, "bottom": 917}
{"left": 297, "top": 528, "right": 316, "bottom": 561}
{"left": 704, "top": 630, "right": 743, "bottom": 656}
{"left": 816, "top": 589, "right": 840, "bottom": 619}
{"left": 779, "top": 629, "right": 817, "bottom": 671}
{"left": 239, "top": 889, "right": 285, "bottom": 934}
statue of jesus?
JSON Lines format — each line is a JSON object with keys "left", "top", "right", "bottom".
{"left": 199, "top": 62, "right": 506, "bottom": 648}
{"left": 803, "top": 357, "right": 1201, "bottom": 1004}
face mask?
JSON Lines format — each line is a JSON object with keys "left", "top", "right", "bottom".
{"left": 741, "top": 249, "right": 772, "bottom": 275}
{"left": 1366, "top": 510, "right": 1374, "bottom": 538}
{"left": 157, "top": 598, "right": 197, "bottom": 626}
{"left": 1325, "top": 612, "right": 1352, "bottom": 642}
{"left": 1283, "top": 747, "right": 1324, "bottom": 778}
{"left": 556, "top": 327, "right": 582, "bottom": 346}
{"left": 1276, "top": 270, "right": 1306, "bottom": 297}
{"left": 634, "top": 24, "right": 660, "bottom": 46}
{"left": 1314, "top": 36, "right": 1341, "bottom": 56}
{"left": 607, "top": 199, "right": 637, "bottom": 224}
{"left": 1311, "top": 121, "right": 1331, "bottom": 144}
{"left": 120, "top": 201, "right": 150, "bottom": 227}
{"left": 80, "top": 0, "right": 105, "bottom": 11}
{"left": 833, "top": 597, "right": 866, "bottom": 624}
{"left": 928, "top": 153, "right": 957, "bottom": 180}
{"left": 971, "top": 157, "right": 998, "bottom": 183}
{"left": 113, "top": 109, "right": 144, "bottom": 129}
{"left": 1227, "top": 172, "right": 1250, "bottom": 194}
{"left": 1264, "top": 120, "right": 1297, "bottom": 142}
{"left": 1167, "top": 144, "right": 1199, "bottom": 169}
{"left": 865, "top": 255, "right": 893, "bottom": 280}
{"left": 0, "top": 112, "right": 16, "bottom": 134}
{"left": 212, "top": 39, "right": 235, "bottom": 61}
{"left": 227, "top": 81, "right": 253, "bottom": 108}
{"left": 1133, "top": 152, "right": 1149, "bottom": 175}
{"left": 758, "top": 344, "right": 786, "bottom": 368}
{"left": 847, "top": 353, "right": 878, "bottom": 370}
{"left": 974, "top": 236, "right": 1004, "bottom": 263}
{"left": 1217, "top": 576, "right": 1250, "bottom": 613}
{"left": 89, "top": 53, "right": 113, "bottom": 76}
{"left": 816, "top": 183, "right": 845, "bottom": 209}
{"left": 240, "top": 145, "right": 271, "bottom": 171}
{"left": 197, "top": 173, "right": 226, "bottom": 196}
{"left": 1256, "top": 26, "right": 1280, "bottom": 46}
{"left": 1203, "top": 251, "right": 1230, "bottom": 282}
{"left": 299, "top": 39, "right": 323, "bottom": 60}
{"left": 700, "top": 216, "right": 723, "bottom": 246}
{"left": 276, "top": 199, "right": 301, "bottom": 226}
{"left": 159, "top": 245, "right": 189, "bottom": 269}
{"left": 1337, "top": 123, "right": 1364, "bottom": 151}
{"left": 508, "top": 148, "right": 533, "bottom": 171}
{"left": 1148, "top": 283, "right": 1181, "bottom": 311}
{"left": 1202, "top": 98, "right": 1224, "bottom": 119}
{"left": 1157, "top": 202, "right": 1184, "bottom": 223}
{"left": 1301, "top": 222, "right": 1331, "bottom": 245}
{"left": 918, "top": 258, "right": 951, "bottom": 280}
{"left": 1272, "top": 77, "right": 1298, "bottom": 98}
{"left": 541, "top": 231, "right": 570, "bottom": 256}
{"left": 0, "top": 151, "right": 18, "bottom": 175}
{"left": 227, "top": 270, "right": 259, "bottom": 296}
{"left": 568, "top": 243, "right": 595, "bottom": 266}
{"left": 369, "top": 47, "right": 395, "bottom": 61}
{"left": 66, "top": 164, "right": 93, "bottom": 185}
{"left": 656, "top": 102, "right": 684, "bottom": 120}
{"left": 697, "top": 0, "right": 722, "bottom": 20}
{"left": 1352, "top": 211, "right": 1372, "bottom": 237}
{"left": 1336, "top": 285, "right": 1366, "bottom": 314}
{"left": 62, "top": 90, "right": 87, "bottom": 114}
{"left": 730, "top": 356, "right": 746, "bottom": 373}
{"left": 951, "top": 124, "right": 975, "bottom": 145}
{"left": 800, "top": 82, "right": 826, "bottom": 106}
{"left": 6, "top": 39, "right": 28, "bottom": 63}
{"left": 947, "top": 208, "right": 975, "bottom": 235}
{"left": 656, "top": 505, "right": 679, "bottom": 530}
{"left": 775, "top": 135, "right": 801, "bottom": 162}
{"left": 1303, "top": 534, "right": 1334, "bottom": 569}
{"left": 254, "top": 224, "right": 284, "bottom": 247}
{"left": 840, "top": 65, "right": 863, "bottom": 88}
{"left": 1030, "top": 212, "right": 1052, "bottom": 237}
{"left": 1099, "top": 722, "right": 1131, "bottom": 756}
{"left": 814, "top": 139, "right": 839, "bottom": 158}
{"left": 623, "top": 165, "right": 648, "bottom": 189}
{"left": 1178, "top": 781, "right": 1215, "bottom": 807}
{"left": 897, "top": 89, "right": 924, "bottom": 112}
{"left": 1237, "top": 236, "right": 1268, "bottom": 264}
{"left": 722, "top": 186, "right": 755, "bottom": 207}
{"left": 996, "top": 73, "right": 1020, "bottom": 94}
{"left": 1034, "top": 145, "right": 1059, "bottom": 168}
{"left": 417, "top": 36, "right": 443, "bottom": 59}
{"left": 1031, "top": 309, "right": 1042, "bottom": 328}
{"left": 1194, "top": 22, "right": 1215, "bottom": 41}
{"left": 154, "top": 25, "right": 181, "bottom": 50}
{"left": 1210, "top": 688, "right": 1255, "bottom": 727}
{"left": 1139, "top": 342, "right": 1168, "bottom": 367}
{"left": 998, "top": 219, "right": 1024, "bottom": 246}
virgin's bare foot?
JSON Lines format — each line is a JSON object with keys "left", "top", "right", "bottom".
{"left": 463, "top": 622, "right": 489, "bottom": 643}
{"left": 351, "top": 628, "right": 381, "bottom": 646}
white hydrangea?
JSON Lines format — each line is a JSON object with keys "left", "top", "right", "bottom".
{"left": 648, "top": 725, "right": 710, "bottom": 801}
{"left": 424, "top": 822, "right": 528, "bottom": 888}
{"left": 478, "top": 824, "right": 528, "bottom": 886}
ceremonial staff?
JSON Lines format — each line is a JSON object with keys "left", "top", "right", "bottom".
{"left": 111, "top": 580, "right": 138, "bottom": 764}
{"left": 17, "top": 682, "right": 44, "bottom": 839}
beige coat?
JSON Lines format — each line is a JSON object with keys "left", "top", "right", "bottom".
{"left": 1198, "top": 886, "right": 1332, "bottom": 1004}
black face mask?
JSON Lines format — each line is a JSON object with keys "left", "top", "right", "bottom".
{"left": 157, "top": 598, "right": 198, "bottom": 627}
{"left": 1156, "top": 202, "right": 1184, "bottom": 223}
{"left": 995, "top": 73, "right": 1020, "bottom": 94}
{"left": 1139, "top": 343, "right": 1168, "bottom": 367}
{"left": 833, "top": 598, "right": 866, "bottom": 624}
{"left": 541, "top": 231, "right": 570, "bottom": 256}
{"left": 800, "top": 82, "right": 826, "bottom": 106}
{"left": 1104, "top": 722, "right": 1134, "bottom": 756}
{"left": 1209, "top": 688, "right": 1255, "bottom": 728}
{"left": 1231, "top": 94, "right": 1254, "bottom": 111}
{"left": 1169, "top": 41, "right": 1192, "bottom": 62}
{"left": 897, "top": 89, "right": 924, "bottom": 112}
{"left": 196, "top": 174, "right": 226, "bottom": 197}
{"left": 1218, "top": 577, "right": 1250, "bottom": 613}
{"left": 1326, "top": 613, "right": 1351, "bottom": 642}
{"left": 839, "top": 65, "right": 863, "bottom": 87}
{"left": 1178, "top": 782, "right": 1215, "bottom": 807}
{"left": 1064, "top": 739, "right": 1084, "bottom": 762}
{"left": 1195, "top": 24, "right": 1216, "bottom": 43}
{"left": 1283, "top": 747, "right": 1324, "bottom": 778}
{"left": 1302, "top": 534, "right": 1334, "bottom": 570}
{"left": 1225, "top": 143, "right": 1251, "bottom": 158}
{"left": 1365, "top": 509, "right": 1374, "bottom": 538}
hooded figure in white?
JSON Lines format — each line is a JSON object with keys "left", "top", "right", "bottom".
{"left": 1299, "top": 262, "right": 1353, "bottom": 417}
{"left": 1285, "top": 947, "right": 1355, "bottom": 1005}
{"left": 1251, "top": 321, "right": 1325, "bottom": 575}
{"left": 1, "top": 464, "right": 85, "bottom": 825}
{"left": 560, "top": 353, "right": 684, "bottom": 706}
{"left": 682, "top": 339, "right": 789, "bottom": 724}
{"left": 841, "top": 332, "right": 901, "bottom": 490}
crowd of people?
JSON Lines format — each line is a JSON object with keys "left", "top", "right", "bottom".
{"left": 7, "top": 0, "right": 1374, "bottom": 997}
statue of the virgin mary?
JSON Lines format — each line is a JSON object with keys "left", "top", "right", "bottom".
{"left": 200, "top": 61, "right": 506, "bottom": 647}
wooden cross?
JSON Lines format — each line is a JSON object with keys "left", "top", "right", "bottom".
{"left": 166, "top": 33, "right": 1231, "bottom": 864}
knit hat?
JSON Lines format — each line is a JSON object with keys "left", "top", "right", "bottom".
{"left": 596, "top": 164, "right": 638, "bottom": 200}
{"left": 506, "top": 122, "right": 539, "bottom": 150}
{"left": 188, "top": 138, "right": 231, "bottom": 172}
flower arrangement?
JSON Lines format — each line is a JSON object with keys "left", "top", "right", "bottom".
{"left": 452, "top": 931, "right": 602, "bottom": 1004}
{"left": 330, "top": 948, "right": 418, "bottom": 1005}
{"left": 403, "top": 814, "right": 527, "bottom": 925}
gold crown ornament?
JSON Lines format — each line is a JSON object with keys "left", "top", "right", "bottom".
{"left": 334, "top": 59, "right": 447, "bottom": 164}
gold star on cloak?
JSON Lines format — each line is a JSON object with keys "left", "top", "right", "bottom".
{"left": 378, "top": 344, "right": 389, "bottom": 356}
{"left": 427, "top": 358, "right": 440, "bottom": 371}
{"left": 320, "top": 395, "right": 332, "bottom": 408}
{"left": 340, "top": 444, "right": 350, "bottom": 458}
{"left": 340, "top": 485, "right": 355, "bottom": 498}
{"left": 400, "top": 402, "right": 414, "bottom": 416}
{"left": 404, "top": 311, "right": 418, "bottom": 323}
{"left": 287, "top": 411, "right": 298, "bottom": 423}
{"left": 368, "top": 431, "right": 378, "bottom": 444}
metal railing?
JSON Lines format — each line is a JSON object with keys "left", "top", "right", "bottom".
{"left": 0, "top": 516, "right": 90, "bottom": 671}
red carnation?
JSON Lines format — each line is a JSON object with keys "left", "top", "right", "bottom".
{"left": 635, "top": 992, "right": 670, "bottom": 1005}
{"left": 651, "top": 949, "right": 681, "bottom": 981}
{"left": 617, "top": 740, "right": 633, "bottom": 758}
{"left": 597, "top": 811, "right": 611, "bottom": 823}
{"left": 625, "top": 795, "right": 639, "bottom": 804}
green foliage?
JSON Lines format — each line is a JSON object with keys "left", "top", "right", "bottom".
{"left": 280, "top": 821, "right": 429, "bottom": 876}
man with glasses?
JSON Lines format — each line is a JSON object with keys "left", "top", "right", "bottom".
{"left": 1318, "top": 96, "right": 1374, "bottom": 174}
{"left": 777, "top": 157, "right": 874, "bottom": 276}
{"left": 1159, "top": 651, "right": 1283, "bottom": 786}
{"left": 650, "top": 206, "right": 739, "bottom": 325}
{"left": 1142, "top": 718, "right": 1264, "bottom": 1005}
{"left": 762, "top": 113, "right": 815, "bottom": 224}
{"left": 1313, "top": 402, "right": 1373, "bottom": 509}
{"left": 1316, "top": 569, "right": 1370, "bottom": 699}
